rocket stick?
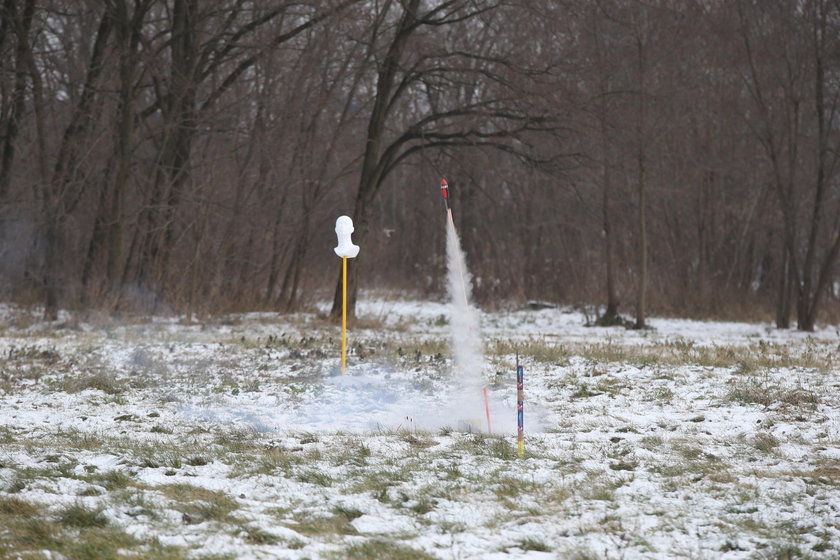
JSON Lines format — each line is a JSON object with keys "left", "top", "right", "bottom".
{"left": 483, "top": 386, "right": 492, "bottom": 434}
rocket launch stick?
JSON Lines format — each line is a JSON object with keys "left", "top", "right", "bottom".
{"left": 334, "top": 216, "right": 359, "bottom": 376}
{"left": 483, "top": 386, "right": 492, "bottom": 434}
{"left": 517, "top": 357, "right": 524, "bottom": 458}
{"left": 440, "top": 178, "right": 450, "bottom": 211}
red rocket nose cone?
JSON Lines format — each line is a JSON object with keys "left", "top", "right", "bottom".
{"left": 440, "top": 179, "right": 447, "bottom": 187}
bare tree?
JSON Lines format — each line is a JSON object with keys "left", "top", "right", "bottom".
{"left": 0, "top": 0, "right": 36, "bottom": 200}
{"left": 118, "top": 0, "right": 359, "bottom": 309}
{"left": 329, "top": 0, "right": 562, "bottom": 320}
{"left": 0, "top": 0, "right": 837, "bottom": 326}
{"left": 738, "top": 0, "right": 840, "bottom": 331}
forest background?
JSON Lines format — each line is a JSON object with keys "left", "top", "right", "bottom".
{"left": 1, "top": 0, "right": 840, "bottom": 332}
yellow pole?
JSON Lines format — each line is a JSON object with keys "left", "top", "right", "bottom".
{"left": 342, "top": 256, "right": 347, "bottom": 375}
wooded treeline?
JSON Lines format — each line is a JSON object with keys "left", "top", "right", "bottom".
{"left": 1, "top": 0, "right": 839, "bottom": 331}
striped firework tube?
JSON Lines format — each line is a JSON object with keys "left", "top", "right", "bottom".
{"left": 517, "top": 361, "right": 524, "bottom": 458}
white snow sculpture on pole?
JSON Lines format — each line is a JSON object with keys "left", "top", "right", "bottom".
{"left": 334, "top": 216, "right": 359, "bottom": 376}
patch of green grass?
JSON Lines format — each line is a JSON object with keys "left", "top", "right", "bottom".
{"left": 752, "top": 432, "right": 780, "bottom": 454}
{"left": 487, "top": 437, "right": 517, "bottom": 460}
{"left": 332, "top": 505, "right": 363, "bottom": 522}
{"left": 213, "top": 427, "right": 259, "bottom": 453}
{"left": 78, "top": 486, "right": 103, "bottom": 496}
{"left": 490, "top": 338, "right": 569, "bottom": 365}
{"left": 240, "top": 446, "right": 297, "bottom": 476}
{"left": 545, "top": 484, "right": 573, "bottom": 506}
{"left": 526, "top": 337, "right": 838, "bottom": 373}
{"left": 50, "top": 372, "right": 126, "bottom": 395}
{"left": 403, "top": 494, "right": 435, "bottom": 515}
{"left": 12, "top": 460, "right": 80, "bottom": 485}
{"left": 0, "top": 495, "right": 41, "bottom": 517}
{"left": 727, "top": 379, "right": 774, "bottom": 407}
{"left": 494, "top": 476, "right": 539, "bottom": 498}
{"left": 331, "top": 539, "right": 435, "bottom": 560}
{"left": 639, "top": 435, "right": 664, "bottom": 449}
{"left": 451, "top": 433, "right": 517, "bottom": 460}
{"left": 796, "top": 463, "right": 840, "bottom": 486}
{"left": 582, "top": 477, "right": 627, "bottom": 501}
{"left": 160, "top": 483, "right": 238, "bottom": 524}
{"left": 23, "top": 523, "right": 139, "bottom": 560}
{"left": 729, "top": 380, "right": 821, "bottom": 410}
{"left": 61, "top": 527, "right": 138, "bottom": 560}
{"left": 759, "top": 544, "right": 810, "bottom": 559}
{"left": 137, "top": 451, "right": 182, "bottom": 469}
{"left": 515, "top": 537, "right": 552, "bottom": 552}
{"left": 348, "top": 466, "right": 410, "bottom": 500}
{"left": 185, "top": 455, "right": 210, "bottom": 466}
{"left": 647, "top": 440, "right": 726, "bottom": 481}
{"left": 240, "top": 525, "right": 281, "bottom": 545}
{"left": 673, "top": 442, "right": 704, "bottom": 461}
{"left": 330, "top": 441, "right": 372, "bottom": 467}
{"left": 113, "top": 488, "right": 160, "bottom": 521}
{"left": 296, "top": 468, "right": 334, "bottom": 487}
{"left": 645, "top": 386, "right": 674, "bottom": 403}
{"left": 290, "top": 509, "right": 360, "bottom": 537}
{"left": 130, "top": 439, "right": 209, "bottom": 470}
{"left": 0, "top": 494, "right": 185, "bottom": 560}
{"left": 0, "top": 426, "right": 17, "bottom": 444}
{"left": 59, "top": 503, "right": 109, "bottom": 528}
{"left": 594, "top": 376, "right": 628, "bottom": 396}
{"left": 649, "top": 462, "right": 692, "bottom": 478}
{"left": 401, "top": 433, "right": 435, "bottom": 450}
{"left": 609, "top": 460, "right": 638, "bottom": 471}
{"left": 88, "top": 469, "right": 134, "bottom": 490}
{"left": 778, "top": 387, "right": 820, "bottom": 408}
{"left": 569, "top": 382, "right": 602, "bottom": 399}
{"left": 368, "top": 336, "right": 449, "bottom": 368}
{"left": 53, "top": 428, "right": 105, "bottom": 451}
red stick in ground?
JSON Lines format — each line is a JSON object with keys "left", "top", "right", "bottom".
{"left": 483, "top": 386, "right": 492, "bottom": 434}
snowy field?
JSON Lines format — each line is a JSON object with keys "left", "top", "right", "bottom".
{"left": 0, "top": 298, "right": 839, "bottom": 559}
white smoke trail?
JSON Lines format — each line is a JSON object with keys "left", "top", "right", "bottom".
{"left": 445, "top": 212, "right": 486, "bottom": 426}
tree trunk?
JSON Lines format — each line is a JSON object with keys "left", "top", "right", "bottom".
{"left": 775, "top": 246, "right": 791, "bottom": 329}
{"left": 135, "top": 0, "right": 197, "bottom": 300}
{"left": 40, "top": 7, "right": 111, "bottom": 317}
{"left": 0, "top": 0, "right": 33, "bottom": 200}
{"left": 80, "top": 156, "right": 115, "bottom": 303}
{"left": 634, "top": 28, "right": 648, "bottom": 330}
{"left": 330, "top": 0, "right": 420, "bottom": 321}
{"left": 278, "top": 215, "right": 311, "bottom": 312}
{"left": 107, "top": 0, "right": 148, "bottom": 293}
{"left": 598, "top": 99, "right": 619, "bottom": 324}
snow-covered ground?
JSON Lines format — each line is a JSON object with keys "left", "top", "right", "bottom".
{"left": 0, "top": 299, "right": 838, "bottom": 559}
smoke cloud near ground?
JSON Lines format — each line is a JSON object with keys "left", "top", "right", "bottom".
{"left": 179, "top": 213, "right": 520, "bottom": 435}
